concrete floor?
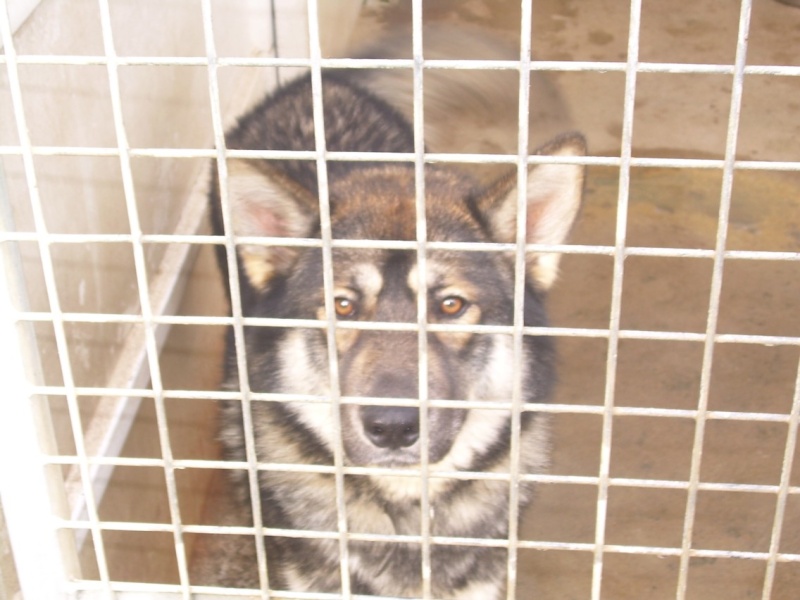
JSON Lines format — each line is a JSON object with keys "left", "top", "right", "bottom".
{"left": 84, "top": 1, "right": 800, "bottom": 598}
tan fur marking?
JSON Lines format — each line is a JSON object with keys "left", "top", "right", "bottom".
{"left": 334, "top": 327, "right": 359, "bottom": 354}
{"left": 353, "top": 262, "right": 383, "bottom": 302}
{"left": 408, "top": 263, "right": 483, "bottom": 349}
{"left": 243, "top": 253, "right": 275, "bottom": 290}
{"left": 453, "top": 580, "right": 504, "bottom": 600}
{"left": 433, "top": 285, "right": 482, "bottom": 350}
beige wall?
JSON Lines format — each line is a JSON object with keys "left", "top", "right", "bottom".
{"left": 0, "top": 0, "right": 281, "bottom": 591}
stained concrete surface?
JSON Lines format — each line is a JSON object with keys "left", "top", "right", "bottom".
{"left": 527, "top": 166, "right": 800, "bottom": 599}
{"left": 349, "top": 2, "right": 800, "bottom": 597}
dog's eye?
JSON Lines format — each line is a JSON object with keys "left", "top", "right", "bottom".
{"left": 438, "top": 296, "right": 467, "bottom": 318}
{"left": 334, "top": 296, "right": 358, "bottom": 318}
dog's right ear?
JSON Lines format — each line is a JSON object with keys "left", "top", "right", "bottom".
{"left": 223, "top": 159, "right": 319, "bottom": 290}
{"left": 472, "top": 132, "right": 586, "bottom": 291}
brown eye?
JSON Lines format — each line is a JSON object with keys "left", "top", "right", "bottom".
{"left": 334, "top": 296, "right": 357, "bottom": 318}
{"left": 439, "top": 296, "right": 467, "bottom": 317}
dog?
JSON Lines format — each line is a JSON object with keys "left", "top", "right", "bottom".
{"left": 201, "top": 27, "right": 586, "bottom": 600}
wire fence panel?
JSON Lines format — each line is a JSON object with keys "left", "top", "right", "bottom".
{"left": 0, "top": 0, "right": 798, "bottom": 599}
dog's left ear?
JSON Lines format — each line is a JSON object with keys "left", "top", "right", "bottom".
{"left": 223, "top": 159, "right": 320, "bottom": 290}
{"left": 475, "top": 132, "right": 586, "bottom": 290}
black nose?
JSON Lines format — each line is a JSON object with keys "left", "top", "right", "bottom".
{"left": 360, "top": 406, "right": 420, "bottom": 449}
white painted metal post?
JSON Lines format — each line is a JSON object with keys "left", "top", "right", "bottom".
{"left": 0, "top": 166, "right": 77, "bottom": 600}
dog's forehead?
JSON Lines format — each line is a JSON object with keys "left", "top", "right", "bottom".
{"left": 329, "top": 166, "right": 480, "bottom": 242}
{"left": 327, "top": 166, "right": 493, "bottom": 295}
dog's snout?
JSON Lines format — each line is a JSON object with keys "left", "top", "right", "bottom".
{"left": 360, "top": 406, "right": 419, "bottom": 449}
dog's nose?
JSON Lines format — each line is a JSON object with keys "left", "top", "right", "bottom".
{"left": 360, "top": 406, "right": 419, "bottom": 449}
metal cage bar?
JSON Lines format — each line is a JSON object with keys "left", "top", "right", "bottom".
{"left": 590, "top": 0, "right": 642, "bottom": 597}
{"left": 505, "top": 1, "right": 536, "bottom": 597}
{"left": 305, "top": 0, "right": 354, "bottom": 596}
{"left": 200, "top": 0, "right": 273, "bottom": 597}
{"left": 676, "top": 1, "right": 753, "bottom": 597}
{"left": 761, "top": 356, "right": 800, "bottom": 599}
{"left": 95, "top": 1, "right": 193, "bottom": 595}
{"left": 409, "top": 0, "right": 434, "bottom": 597}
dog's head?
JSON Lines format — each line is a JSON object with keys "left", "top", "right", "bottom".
{"left": 220, "top": 133, "right": 586, "bottom": 468}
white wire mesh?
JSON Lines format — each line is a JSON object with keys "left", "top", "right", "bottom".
{"left": 304, "top": 0, "right": 353, "bottom": 594}
{"left": 200, "top": 0, "right": 272, "bottom": 596}
{"left": 675, "top": 1, "right": 754, "bottom": 596}
{"left": 0, "top": 0, "right": 798, "bottom": 599}
{"left": 408, "top": 1, "right": 434, "bottom": 597}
